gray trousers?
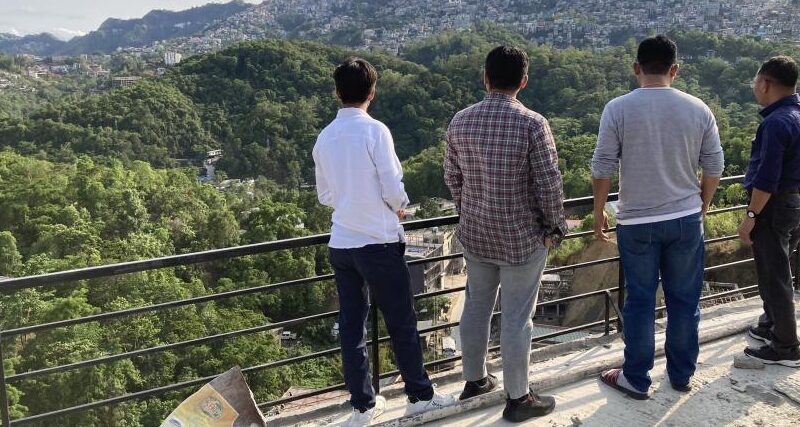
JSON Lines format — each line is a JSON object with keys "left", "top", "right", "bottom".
{"left": 460, "top": 248, "right": 548, "bottom": 399}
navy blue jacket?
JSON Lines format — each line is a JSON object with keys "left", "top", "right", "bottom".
{"left": 744, "top": 93, "right": 800, "bottom": 194}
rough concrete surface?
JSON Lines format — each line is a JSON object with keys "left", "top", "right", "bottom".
{"left": 276, "top": 294, "right": 800, "bottom": 427}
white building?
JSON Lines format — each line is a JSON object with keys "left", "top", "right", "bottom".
{"left": 164, "top": 51, "right": 183, "bottom": 66}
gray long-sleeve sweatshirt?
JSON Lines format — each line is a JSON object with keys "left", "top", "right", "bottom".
{"left": 591, "top": 87, "right": 725, "bottom": 223}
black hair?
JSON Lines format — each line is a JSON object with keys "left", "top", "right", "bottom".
{"left": 485, "top": 46, "right": 529, "bottom": 90}
{"left": 637, "top": 35, "right": 677, "bottom": 75}
{"left": 333, "top": 57, "right": 378, "bottom": 104}
{"left": 758, "top": 56, "right": 799, "bottom": 88}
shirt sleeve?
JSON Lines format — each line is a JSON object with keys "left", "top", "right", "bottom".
{"left": 591, "top": 103, "right": 621, "bottom": 179}
{"left": 443, "top": 123, "right": 463, "bottom": 211}
{"left": 749, "top": 120, "right": 787, "bottom": 194}
{"left": 529, "top": 118, "right": 568, "bottom": 238}
{"left": 312, "top": 145, "right": 334, "bottom": 207}
{"left": 371, "top": 124, "right": 410, "bottom": 211}
{"left": 699, "top": 109, "right": 725, "bottom": 177}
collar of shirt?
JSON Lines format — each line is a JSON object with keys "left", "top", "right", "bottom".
{"left": 336, "top": 107, "right": 370, "bottom": 119}
{"left": 484, "top": 91, "right": 520, "bottom": 104}
{"left": 759, "top": 93, "right": 800, "bottom": 118}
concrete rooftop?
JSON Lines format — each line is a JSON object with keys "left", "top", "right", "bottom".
{"left": 273, "top": 294, "right": 800, "bottom": 427}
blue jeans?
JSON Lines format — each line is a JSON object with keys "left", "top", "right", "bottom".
{"left": 329, "top": 243, "right": 433, "bottom": 411}
{"left": 617, "top": 212, "right": 704, "bottom": 392}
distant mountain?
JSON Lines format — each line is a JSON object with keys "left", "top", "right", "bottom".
{"left": 0, "top": 1, "right": 252, "bottom": 56}
{"left": 0, "top": 33, "right": 65, "bottom": 55}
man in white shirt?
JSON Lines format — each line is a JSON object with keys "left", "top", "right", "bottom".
{"left": 313, "top": 58, "right": 455, "bottom": 427}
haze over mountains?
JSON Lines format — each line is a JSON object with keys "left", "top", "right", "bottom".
{"left": 0, "top": 0, "right": 250, "bottom": 55}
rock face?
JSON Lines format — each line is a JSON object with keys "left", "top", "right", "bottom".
{"left": 562, "top": 239, "right": 623, "bottom": 327}
{"left": 733, "top": 354, "right": 765, "bottom": 369}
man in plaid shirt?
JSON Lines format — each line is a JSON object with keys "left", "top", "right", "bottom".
{"left": 444, "top": 45, "right": 567, "bottom": 422}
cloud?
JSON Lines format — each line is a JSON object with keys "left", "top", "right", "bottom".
{"left": 52, "top": 27, "right": 87, "bottom": 40}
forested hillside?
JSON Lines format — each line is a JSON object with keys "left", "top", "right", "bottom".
{"left": 0, "top": 27, "right": 794, "bottom": 425}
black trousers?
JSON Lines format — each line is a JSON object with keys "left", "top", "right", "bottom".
{"left": 752, "top": 191, "right": 800, "bottom": 355}
{"left": 329, "top": 243, "right": 433, "bottom": 411}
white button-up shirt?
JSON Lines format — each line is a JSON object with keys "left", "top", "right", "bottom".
{"left": 313, "top": 108, "right": 409, "bottom": 248}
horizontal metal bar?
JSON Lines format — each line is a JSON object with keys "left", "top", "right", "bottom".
{"left": 8, "top": 310, "right": 340, "bottom": 382}
{"left": 10, "top": 372, "right": 220, "bottom": 425}
{"left": 0, "top": 235, "right": 333, "bottom": 292}
{"left": 707, "top": 205, "right": 747, "bottom": 215}
{"left": 414, "top": 286, "right": 466, "bottom": 300}
{"left": 258, "top": 382, "right": 348, "bottom": 409}
{"left": 704, "top": 235, "right": 739, "bottom": 244}
{"left": 655, "top": 285, "right": 759, "bottom": 314}
{"left": 545, "top": 256, "right": 620, "bottom": 274}
{"left": 563, "top": 192, "right": 620, "bottom": 209}
{"left": 704, "top": 258, "right": 754, "bottom": 272}
{"left": 538, "top": 288, "right": 617, "bottom": 306}
{"left": 406, "top": 253, "right": 463, "bottom": 266}
{"left": 719, "top": 175, "right": 746, "bottom": 184}
{"left": 2, "top": 274, "right": 336, "bottom": 337}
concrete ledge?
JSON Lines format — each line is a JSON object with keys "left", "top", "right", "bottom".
{"left": 272, "top": 298, "right": 764, "bottom": 426}
{"left": 270, "top": 333, "right": 619, "bottom": 426}
{"left": 373, "top": 304, "right": 756, "bottom": 427}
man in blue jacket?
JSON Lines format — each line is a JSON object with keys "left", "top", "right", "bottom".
{"left": 739, "top": 56, "right": 800, "bottom": 367}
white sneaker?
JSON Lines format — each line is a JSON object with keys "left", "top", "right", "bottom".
{"left": 404, "top": 390, "right": 457, "bottom": 416}
{"left": 345, "top": 395, "right": 385, "bottom": 427}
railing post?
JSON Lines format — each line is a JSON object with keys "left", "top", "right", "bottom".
{"left": 617, "top": 261, "right": 625, "bottom": 333}
{"left": 0, "top": 333, "right": 11, "bottom": 427}
{"left": 604, "top": 293, "right": 611, "bottom": 336}
{"left": 370, "top": 295, "right": 380, "bottom": 394}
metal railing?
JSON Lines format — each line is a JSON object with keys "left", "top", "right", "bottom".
{"left": 0, "top": 175, "right": 767, "bottom": 425}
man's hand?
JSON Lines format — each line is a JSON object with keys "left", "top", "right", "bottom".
{"left": 594, "top": 210, "right": 610, "bottom": 241}
{"left": 544, "top": 236, "right": 553, "bottom": 248}
{"left": 396, "top": 209, "right": 406, "bottom": 220}
{"left": 738, "top": 217, "right": 755, "bottom": 245}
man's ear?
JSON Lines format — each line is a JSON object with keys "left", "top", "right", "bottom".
{"left": 519, "top": 74, "right": 529, "bottom": 90}
{"left": 669, "top": 63, "right": 680, "bottom": 79}
{"left": 335, "top": 89, "right": 342, "bottom": 101}
{"left": 367, "top": 87, "right": 376, "bottom": 102}
{"left": 483, "top": 70, "right": 491, "bottom": 90}
{"left": 633, "top": 62, "right": 642, "bottom": 76}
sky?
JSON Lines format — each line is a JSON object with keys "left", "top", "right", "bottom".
{"left": 0, "top": 0, "right": 261, "bottom": 40}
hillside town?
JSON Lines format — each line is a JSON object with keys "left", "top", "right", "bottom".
{"left": 149, "top": 0, "right": 800, "bottom": 54}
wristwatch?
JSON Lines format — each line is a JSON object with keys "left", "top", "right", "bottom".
{"left": 746, "top": 209, "right": 758, "bottom": 219}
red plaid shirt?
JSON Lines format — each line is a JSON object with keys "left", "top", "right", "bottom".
{"left": 444, "top": 92, "right": 567, "bottom": 264}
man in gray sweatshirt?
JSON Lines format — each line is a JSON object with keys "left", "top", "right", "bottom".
{"left": 591, "top": 35, "right": 724, "bottom": 400}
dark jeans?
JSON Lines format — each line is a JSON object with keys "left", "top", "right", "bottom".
{"left": 329, "top": 243, "right": 433, "bottom": 411}
{"left": 617, "top": 212, "right": 705, "bottom": 392}
{"left": 752, "top": 192, "right": 800, "bottom": 355}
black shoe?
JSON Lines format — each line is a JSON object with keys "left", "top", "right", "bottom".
{"left": 748, "top": 326, "right": 772, "bottom": 345}
{"left": 744, "top": 346, "right": 800, "bottom": 368}
{"left": 670, "top": 381, "right": 692, "bottom": 393}
{"left": 502, "top": 389, "right": 555, "bottom": 423}
{"left": 459, "top": 374, "right": 498, "bottom": 400}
